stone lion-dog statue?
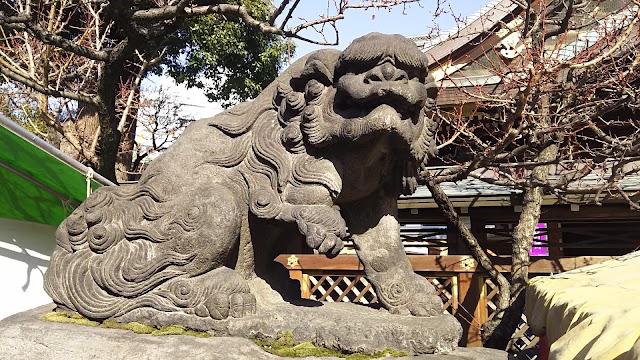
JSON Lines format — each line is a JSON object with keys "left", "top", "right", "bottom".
{"left": 44, "top": 33, "right": 443, "bottom": 323}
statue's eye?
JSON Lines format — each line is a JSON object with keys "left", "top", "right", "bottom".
{"left": 399, "top": 65, "right": 427, "bottom": 82}
{"left": 405, "top": 69, "right": 420, "bottom": 81}
{"left": 364, "top": 72, "right": 383, "bottom": 83}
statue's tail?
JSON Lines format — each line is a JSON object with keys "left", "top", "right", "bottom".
{"left": 43, "top": 184, "right": 193, "bottom": 319}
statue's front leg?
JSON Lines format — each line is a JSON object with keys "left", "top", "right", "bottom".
{"left": 342, "top": 193, "right": 442, "bottom": 316}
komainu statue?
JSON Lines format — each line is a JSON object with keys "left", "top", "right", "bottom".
{"left": 44, "top": 33, "right": 443, "bottom": 323}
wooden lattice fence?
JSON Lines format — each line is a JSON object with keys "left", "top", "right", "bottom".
{"left": 309, "top": 275, "right": 377, "bottom": 304}
{"left": 308, "top": 274, "right": 457, "bottom": 315}
{"left": 277, "top": 254, "right": 612, "bottom": 355}
{"left": 306, "top": 273, "right": 536, "bottom": 356}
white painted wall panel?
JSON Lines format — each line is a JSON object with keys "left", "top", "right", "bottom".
{"left": 0, "top": 218, "right": 56, "bottom": 319}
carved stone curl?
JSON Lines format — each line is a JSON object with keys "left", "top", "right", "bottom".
{"left": 44, "top": 33, "right": 443, "bottom": 324}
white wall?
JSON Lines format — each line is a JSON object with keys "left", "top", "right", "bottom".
{"left": 0, "top": 218, "right": 56, "bottom": 319}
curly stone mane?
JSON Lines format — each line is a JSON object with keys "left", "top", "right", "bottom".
{"left": 206, "top": 44, "right": 438, "bottom": 204}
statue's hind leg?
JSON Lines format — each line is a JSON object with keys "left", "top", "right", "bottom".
{"left": 45, "top": 181, "right": 257, "bottom": 320}
{"left": 152, "top": 182, "right": 257, "bottom": 319}
{"left": 155, "top": 182, "right": 246, "bottom": 276}
{"left": 156, "top": 267, "right": 256, "bottom": 320}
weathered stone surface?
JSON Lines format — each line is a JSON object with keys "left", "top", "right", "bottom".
{"left": 0, "top": 306, "right": 507, "bottom": 360}
{"left": 412, "top": 347, "right": 510, "bottom": 359}
{"left": 0, "top": 305, "right": 302, "bottom": 360}
{"left": 115, "top": 300, "right": 462, "bottom": 355}
{"left": 42, "top": 32, "right": 455, "bottom": 352}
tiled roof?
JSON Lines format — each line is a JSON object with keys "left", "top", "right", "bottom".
{"left": 410, "top": 0, "right": 517, "bottom": 64}
{"left": 402, "top": 170, "right": 640, "bottom": 199}
{"left": 551, "top": 6, "right": 638, "bottom": 61}
{"left": 402, "top": 177, "right": 521, "bottom": 200}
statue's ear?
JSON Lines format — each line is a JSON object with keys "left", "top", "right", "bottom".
{"left": 293, "top": 49, "right": 341, "bottom": 87}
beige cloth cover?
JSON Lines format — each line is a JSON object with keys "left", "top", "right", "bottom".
{"left": 526, "top": 251, "right": 640, "bottom": 360}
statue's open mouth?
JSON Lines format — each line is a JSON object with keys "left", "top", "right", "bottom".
{"left": 333, "top": 91, "right": 421, "bottom": 124}
{"left": 301, "top": 88, "right": 421, "bottom": 150}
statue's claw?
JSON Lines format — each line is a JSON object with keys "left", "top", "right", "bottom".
{"left": 318, "top": 233, "right": 343, "bottom": 258}
{"left": 299, "top": 222, "right": 344, "bottom": 257}
{"left": 201, "top": 292, "right": 257, "bottom": 320}
{"left": 392, "top": 296, "right": 443, "bottom": 317}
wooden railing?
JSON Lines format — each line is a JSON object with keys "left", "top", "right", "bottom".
{"left": 275, "top": 254, "right": 614, "bottom": 356}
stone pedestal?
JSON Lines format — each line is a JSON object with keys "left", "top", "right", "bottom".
{"left": 0, "top": 304, "right": 510, "bottom": 359}
{"left": 115, "top": 300, "right": 462, "bottom": 355}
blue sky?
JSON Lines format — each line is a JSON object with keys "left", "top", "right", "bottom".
{"left": 290, "top": 0, "right": 486, "bottom": 61}
{"left": 144, "top": 1, "right": 487, "bottom": 119}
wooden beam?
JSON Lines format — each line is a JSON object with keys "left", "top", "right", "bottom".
{"left": 397, "top": 196, "right": 514, "bottom": 209}
{"left": 470, "top": 204, "right": 640, "bottom": 222}
{"left": 274, "top": 254, "right": 615, "bottom": 274}
{"left": 399, "top": 197, "right": 640, "bottom": 212}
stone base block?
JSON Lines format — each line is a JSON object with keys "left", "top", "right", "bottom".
{"left": 115, "top": 300, "right": 461, "bottom": 355}
{"left": 0, "top": 304, "right": 509, "bottom": 359}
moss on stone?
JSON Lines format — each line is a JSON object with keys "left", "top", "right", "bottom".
{"left": 253, "top": 331, "right": 407, "bottom": 359}
{"left": 346, "top": 348, "right": 408, "bottom": 359}
{"left": 273, "top": 330, "right": 296, "bottom": 347}
{"left": 100, "top": 320, "right": 155, "bottom": 334}
{"left": 279, "top": 342, "right": 343, "bottom": 357}
{"left": 42, "top": 311, "right": 209, "bottom": 338}
{"left": 42, "top": 311, "right": 99, "bottom": 327}
{"left": 151, "top": 325, "right": 210, "bottom": 338}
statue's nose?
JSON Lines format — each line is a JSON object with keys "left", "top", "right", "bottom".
{"left": 364, "top": 63, "right": 408, "bottom": 83}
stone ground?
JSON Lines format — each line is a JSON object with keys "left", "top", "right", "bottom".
{"left": 0, "top": 305, "right": 510, "bottom": 360}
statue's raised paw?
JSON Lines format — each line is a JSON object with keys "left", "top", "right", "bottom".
{"left": 298, "top": 221, "right": 344, "bottom": 257}
{"left": 317, "top": 233, "right": 343, "bottom": 258}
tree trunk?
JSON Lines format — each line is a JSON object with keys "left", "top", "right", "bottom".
{"left": 482, "top": 185, "right": 542, "bottom": 348}
{"left": 35, "top": 92, "right": 62, "bottom": 148}
{"left": 60, "top": 103, "right": 100, "bottom": 164}
{"left": 93, "top": 55, "right": 132, "bottom": 183}
{"left": 482, "top": 138, "right": 560, "bottom": 349}
{"left": 93, "top": 107, "right": 119, "bottom": 183}
{"left": 115, "top": 99, "right": 139, "bottom": 182}
{"left": 423, "top": 171, "right": 512, "bottom": 341}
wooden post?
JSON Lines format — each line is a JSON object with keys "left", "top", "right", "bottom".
{"left": 451, "top": 275, "right": 459, "bottom": 314}
{"left": 447, "top": 224, "right": 461, "bottom": 255}
{"left": 547, "top": 222, "right": 563, "bottom": 258}
{"left": 470, "top": 216, "right": 486, "bottom": 241}
{"left": 475, "top": 276, "right": 488, "bottom": 341}
{"left": 301, "top": 273, "right": 311, "bottom": 299}
{"left": 288, "top": 269, "right": 311, "bottom": 299}
{"left": 457, "top": 272, "right": 487, "bottom": 347}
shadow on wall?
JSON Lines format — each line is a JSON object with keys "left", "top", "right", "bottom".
{"left": 0, "top": 218, "right": 56, "bottom": 319}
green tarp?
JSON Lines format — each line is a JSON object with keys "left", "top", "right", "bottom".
{"left": 0, "top": 124, "right": 106, "bottom": 226}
